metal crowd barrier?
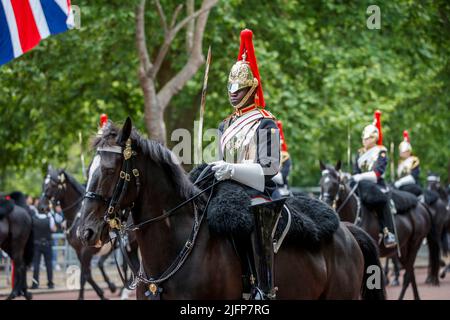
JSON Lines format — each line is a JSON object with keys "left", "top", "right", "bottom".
{"left": 0, "top": 232, "right": 117, "bottom": 289}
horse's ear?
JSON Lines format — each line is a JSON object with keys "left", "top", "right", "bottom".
{"left": 117, "top": 117, "right": 132, "bottom": 145}
{"left": 319, "top": 160, "right": 326, "bottom": 171}
{"left": 335, "top": 160, "right": 342, "bottom": 171}
{"left": 48, "top": 164, "right": 53, "bottom": 172}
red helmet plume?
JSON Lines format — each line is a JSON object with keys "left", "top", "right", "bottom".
{"left": 373, "top": 110, "right": 383, "bottom": 145}
{"left": 403, "top": 130, "right": 410, "bottom": 142}
{"left": 100, "top": 113, "right": 108, "bottom": 128}
{"left": 237, "top": 29, "right": 265, "bottom": 107}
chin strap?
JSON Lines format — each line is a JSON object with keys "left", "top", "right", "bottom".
{"left": 232, "top": 80, "right": 258, "bottom": 109}
{"left": 231, "top": 163, "right": 265, "bottom": 192}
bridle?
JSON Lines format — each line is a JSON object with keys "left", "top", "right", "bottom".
{"left": 320, "top": 169, "right": 361, "bottom": 224}
{"left": 319, "top": 169, "right": 343, "bottom": 210}
{"left": 83, "top": 138, "right": 219, "bottom": 299}
{"left": 42, "top": 173, "right": 84, "bottom": 213}
{"left": 84, "top": 139, "right": 141, "bottom": 230}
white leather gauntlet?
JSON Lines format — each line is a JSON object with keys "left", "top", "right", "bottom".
{"left": 353, "top": 171, "right": 377, "bottom": 183}
{"left": 211, "top": 161, "right": 265, "bottom": 192}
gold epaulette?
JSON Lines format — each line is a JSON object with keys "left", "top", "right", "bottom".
{"left": 358, "top": 147, "right": 365, "bottom": 155}
{"left": 281, "top": 151, "right": 290, "bottom": 164}
{"left": 258, "top": 108, "right": 276, "bottom": 119}
{"left": 411, "top": 156, "right": 420, "bottom": 169}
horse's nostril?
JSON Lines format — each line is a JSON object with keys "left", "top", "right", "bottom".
{"left": 83, "top": 229, "right": 94, "bottom": 242}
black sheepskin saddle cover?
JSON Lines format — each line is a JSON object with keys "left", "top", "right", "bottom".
{"left": 0, "top": 197, "right": 14, "bottom": 219}
{"left": 400, "top": 184, "right": 423, "bottom": 197}
{"left": 356, "top": 181, "right": 417, "bottom": 213}
{"left": 391, "top": 189, "right": 417, "bottom": 213}
{"left": 423, "top": 189, "right": 439, "bottom": 206}
{"left": 189, "top": 165, "right": 339, "bottom": 249}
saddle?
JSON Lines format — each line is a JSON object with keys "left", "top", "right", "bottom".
{"left": 423, "top": 189, "right": 439, "bottom": 206}
{"left": 0, "top": 197, "right": 14, "bottom": 220}
{"left": 399, "top": 184, "right": 423, "bottom": 197}
{"left": 189, "top": 164, "right": 340, "bottom": 250}
{"left": 356, "top": 180, "right": 417, "bottom": 213}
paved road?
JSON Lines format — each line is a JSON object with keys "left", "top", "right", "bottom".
{"left": 5, "top": 267, "right": 449, "bottom": 300}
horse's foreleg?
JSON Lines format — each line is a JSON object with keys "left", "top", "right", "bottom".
{"left": 384, "top": 258, "right": 390, "bottom": 285}
{"left": 82, "top": 262, "right": 106, "bottom": 300}
{"left": 391, "top": 257, "right": 401, "bottom": 286}
{"left": 98, "top": 253, "right": 116, "bottom": 294}
{"left": 78, "top": 271, "right": 86, "bottom": 300}
{"left": 398, "top": 270, "right": 411, "bottom": 300}
{"left": 410, "top": 270, "right": 420, "bottom": 300}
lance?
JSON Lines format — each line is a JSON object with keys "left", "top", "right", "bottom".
{"left": 79, "top": 131, "right": 86, "bottom": 180}
{"left": 196, "top": 46, "right": 212, "bottom": 164}
{"left": 347, "top": 122, "right": 351, "bottom": 172}
{"left": 390, "top": 141, "right": 395, "bottom": 183}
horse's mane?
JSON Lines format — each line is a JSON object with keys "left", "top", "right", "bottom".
{"left": 92, "top": 122, "right": 196, "bottom": 200}
{"left": 62, "top": 170, "right": 86, "bottom": 195}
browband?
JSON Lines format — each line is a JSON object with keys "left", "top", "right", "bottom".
{"left": 97, "top": 146, "right": 123, "bottom": 154}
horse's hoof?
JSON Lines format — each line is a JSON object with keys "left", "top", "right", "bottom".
{"left": 390, "top": 279, "right": 400, "bottom": 287}
{"left": 440, "top": 272, "right": 446, "bottom": 279}
{"left": 6, "top": 292, "right": 17, "bottom": 300}
{"left": 100, "top": 296, "right": 109, "bottom": 300}
{"left": 109, "top": 283, "right": 117, "bottom": 294}
{"left": 24, "top": 292, "right": 32, "bottom": 300}
{"left": 425, "top": 276, "right": 439, "bottom": 286}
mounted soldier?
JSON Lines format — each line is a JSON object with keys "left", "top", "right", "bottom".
{"left": 351, "top": 110, "right": 397, "bottom": 248}
{"left": 394, "top": 130, "right": 420, "bottom": 189}
{"left": 210, "top": 29, "right": 282, "bottom": 299}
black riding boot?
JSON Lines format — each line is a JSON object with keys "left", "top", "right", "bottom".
{"left": 380, "top": 202, "right": 396, "bottom": 248}
{"left": 249, "top": 198, "right": 286, "bottom": 300}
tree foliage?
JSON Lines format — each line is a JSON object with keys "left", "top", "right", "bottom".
{"left": 0, "top": 0, "right": 449, "bottom": 195}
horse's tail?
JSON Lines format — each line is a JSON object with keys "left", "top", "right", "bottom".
{"left": 345, "top": 222, "right": 386, "bottom": 300}
{"left": 24, "top": 224, "right": 34, "bottom": 267}
{"left": 422, "top": 203, "right": 441, "bottom": 281}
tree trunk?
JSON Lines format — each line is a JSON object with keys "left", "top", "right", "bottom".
{"left": 135, "top": 0, "right": 217, "bottom": 145}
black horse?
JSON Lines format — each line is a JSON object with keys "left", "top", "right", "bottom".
{"left": 39, "top": 167, "right": 139, "bottom": 300}
{"left": 319, "top": 161, "right": 439, "bottom": 300}
{"left": 78, "top": 118, "right": 385, "bottom": 300}
{"left": 0, "top": 192, "right": 34, "bottom": 300}
{"left": 425, "top": 173, "right": 450, "bottom": 280}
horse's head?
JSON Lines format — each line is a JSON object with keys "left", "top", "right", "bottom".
{"left": 79, "top": 117, "right": 140, "bottom": 247}
{"left": 427, "top": 172, "right": 441, "bottom": 192}
{"left": 39, "top": 165, "right": 66, "bottom": 212}
{"left": 319, "top": 160, "right": 342, "bottom": 207}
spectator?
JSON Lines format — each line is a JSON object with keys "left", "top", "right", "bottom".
{"left": 50, "top": 204, "right": 64, "bottom": 271}
{"left": 30, "top": 208, "right": 56, "bottom": 289}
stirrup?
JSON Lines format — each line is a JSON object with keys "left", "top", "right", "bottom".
{"left": 383, "top": 228, "right": 397, "bottom": 248}
{"left": 250, "top": 286, "right": 278, "bottom": 300}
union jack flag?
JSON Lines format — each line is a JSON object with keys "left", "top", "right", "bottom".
{"left": 0, "top": 0, "right": 73, "bottom": 66}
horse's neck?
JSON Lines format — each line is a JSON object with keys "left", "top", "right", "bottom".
{"left": 60, "top": 181, "right": 82, "bottom": 224}
{"left": 134, "top": 170, "right": 196, "bottom": 278}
